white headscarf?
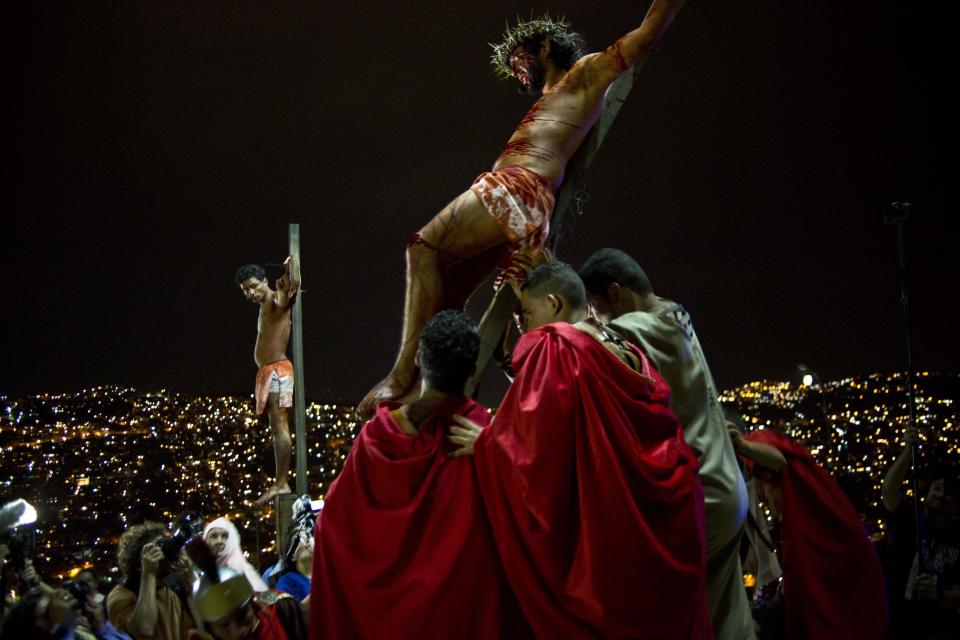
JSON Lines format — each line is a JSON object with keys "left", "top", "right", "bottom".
{"left": 203, "top": 516, "right": 269, "bottom": 592}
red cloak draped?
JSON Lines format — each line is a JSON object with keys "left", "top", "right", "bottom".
{"left": 473, "top": 323, "right": 713, "bottom": 639}
{"left": 255, "top": 599, "right": 291, "bottom": 640}
{"left": 744, "top": 429, "right": 888, "bottom": 639}
{"left": 310, "top": 397, "right": 525, "bottom": 640}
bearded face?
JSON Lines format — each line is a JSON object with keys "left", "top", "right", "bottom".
{"left": 508, "top": 46, "right": 547, "bottom": 95}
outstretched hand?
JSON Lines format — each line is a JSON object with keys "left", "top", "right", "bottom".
{"left": 278, "top": 255, "right": 300, "bottom": 300}
{"left": 285, "top": 255, "right": 301, "bottom": 296}
{"left": 902, "top": 426, "right": 919, "bottom": 450}
{"left": 447, "top": 415, "right": 483, "bottom": 457}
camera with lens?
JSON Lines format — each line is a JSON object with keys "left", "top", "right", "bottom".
{"left": 1, "top": 529, "right": 40, "bottom": 593}
{"left": 266, "top": 495, "right": 322, "bottom": 587}
{"left": 157, "top": 511, "right": 204, "bottom": 562}
{"left": 62, "top": 578, "right": 91, "bottom": 609}
{"left": 0, "top": 530, "right": 32, "bottom": 573}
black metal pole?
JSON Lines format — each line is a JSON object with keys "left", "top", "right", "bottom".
{"left": 886, "top": 202, "right": 923, "bottom": 564}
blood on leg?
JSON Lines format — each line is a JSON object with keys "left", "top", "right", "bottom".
{"left": 357, "top": 189, "right": 508, "bottom": 417}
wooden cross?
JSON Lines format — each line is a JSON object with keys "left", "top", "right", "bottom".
{"left": 275, "top": 224, "right": 309, "bottom": 545}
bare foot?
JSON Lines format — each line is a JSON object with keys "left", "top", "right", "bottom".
{"left": 256, "top": 483, "right": 292, "bottom": 506}
{"left": 357, "top": 369, "right": 417, "bottom": 419}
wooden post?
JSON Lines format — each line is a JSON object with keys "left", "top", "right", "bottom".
{"left": 288, "top": 224, "right": 308, "bottom": 497}
{"left": 274, "top": 493, "right": 298, "bottom": 564}
{"left": 468, "top": 58, "right": 651, "bottom": 393}
{"left": 465, "top": 285, "right": 518, "bottom": 397}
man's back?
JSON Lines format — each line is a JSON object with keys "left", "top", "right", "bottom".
{"left": 310, "top": 397, "right": 522, "bottom": 640}
{"left": 473, "top": 322, "right": 711, "bottom": 639}
{"left": 610, "top": 303, "right": 748, "bottom": 551}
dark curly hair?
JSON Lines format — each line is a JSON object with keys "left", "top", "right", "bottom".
{"left": 491, "top": 15, "right": 586, "bottom": 79}
{"left": 419, "top": 310, "right": 480, "bottom": 395}
{"left": 234, "top": 264, "right": 266, "bottom": 286}
{"left": 116, "top": 521, "right": 166, "bottom": 580}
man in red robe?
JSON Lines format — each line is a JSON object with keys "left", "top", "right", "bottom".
{"left": 450, "top": 263, "right": 712, "bottom": 639}
{"left": 730, "top": 425, "right": 888, "bottom": 639}
{"left": 310, "top": 311, "right": 526, "bottom": 639}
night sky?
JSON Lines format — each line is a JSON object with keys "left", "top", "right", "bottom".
{"left": 8, "top": 1, "right": 952, "bottom": 405}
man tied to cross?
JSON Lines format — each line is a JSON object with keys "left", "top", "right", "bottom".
{"left": 358, "top": 0, "right": 688, "bottom": 417}
{"left": 235, "top": 257, "right": 301, "bottom": 505}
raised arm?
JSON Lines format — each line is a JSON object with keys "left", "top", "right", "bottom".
{"left": 881, "top": 426, "right": 918, "bottom": 512}
{"left": 275, "top": 255, "right": 301, "bottom": 307}
{"left": 124, "top": 542, "right": 163, "bottom": 637}
{"left": 590, "top": 0, "right": 688, "bottom": 84}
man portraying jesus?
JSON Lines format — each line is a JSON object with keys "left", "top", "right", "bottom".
{"left": 235, "top": 257, "right": 300, "bottom": 505}
{"left": 358, "top": 0, "right": 688, "bottom": 417}
{"left": 449, "top": 263, "right": 712, "bottom": 638}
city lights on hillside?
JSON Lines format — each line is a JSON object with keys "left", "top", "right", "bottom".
{"left": 0, "top": 372, "right": 956, "bottom": 579}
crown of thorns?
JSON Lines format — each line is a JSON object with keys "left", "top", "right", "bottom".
{"left": 490, "top": 14, "right": 572, "bottom": 79}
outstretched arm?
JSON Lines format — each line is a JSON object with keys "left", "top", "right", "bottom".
{"left": 881, "top": 426, "right": 918, "bottom": 512}
{"left": 276, "top": 255, "right": 301, "bottom": 307}
{"left": 591, "top": 0, "right": 688, "bottom": 84}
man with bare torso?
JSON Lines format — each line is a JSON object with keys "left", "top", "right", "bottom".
{"left": 235, "top": 258, "right": 300, "bottom": 504}
{"left": 358, "top": 1, "right": 688, "bottom": 417}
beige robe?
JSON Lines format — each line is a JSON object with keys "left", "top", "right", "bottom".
{"left": 611, "top": 302, "right": 756, "bottom": 639}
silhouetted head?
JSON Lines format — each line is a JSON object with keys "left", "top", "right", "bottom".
{"left": 579, "top": 248, "right": 654, "bottom": 323}
{"left": 418, "top": 310, "right": 480, "bottom": 395}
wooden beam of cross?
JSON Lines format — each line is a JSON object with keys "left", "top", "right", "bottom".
{"left": 288, "top": 223, "right": 308, "bottom": 497}
{"left": 465, "top": 56, "right": 650, "bottom": 398}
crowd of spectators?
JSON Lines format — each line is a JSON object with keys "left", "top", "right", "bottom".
{"left": 1, "top": 513, "right": 310, "bottom": 640}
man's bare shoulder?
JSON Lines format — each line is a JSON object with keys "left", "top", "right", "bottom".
{"left": 558, "top": 53, "right": 603, "bottom": 90}
{"left": 572, "top": 51, "right": 603, "bottom": 70}
{"left": 557, "top": 52, "right": 622, "bottom": 96}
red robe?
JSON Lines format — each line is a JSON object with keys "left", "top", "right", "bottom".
{"left": 310, "top": 397, "right": 525, "bottom": 639}
{"left": 744, "top": 429, "right": 888, "bottom": 639}
{"left": 473, "top": 322, "right": 713, "bottom": 639}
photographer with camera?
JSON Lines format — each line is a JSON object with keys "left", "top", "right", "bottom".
{"left": 273, "top": 531, "right": 311, "bottom": 603}
{"left": 262, "top": 497, "right": 317, "bottom": 604}
{"left": 2, "top": 498, "right": 54, "bottom": 629}
{"left": 106, "top": 522, "right": 195, "bottom": 640}
{"left": 1, "top": 582, "right": 131, "bottom": 640}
